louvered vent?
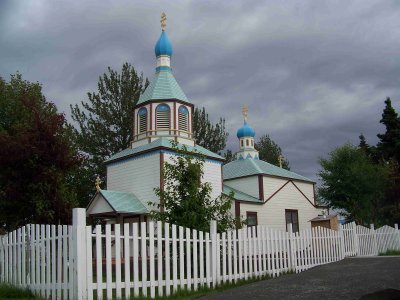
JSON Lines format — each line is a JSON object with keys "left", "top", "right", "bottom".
{"left": 178, "top": 106, "right": 189, "bottom": 132}
{"left": 156, "top": 104, "right": 170, "bottom": 130}
{"left": 137, "top": 107, "right": 148, "bottom": 134}
{"left": 139, "top": 114, "right": 147, "bottom": 133}
{"left": 179, "top": 112, "right": 188, "bottom": 131}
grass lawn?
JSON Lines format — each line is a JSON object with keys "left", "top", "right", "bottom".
{"left": 94, "top": 271, "right": 294, "bottom": 299}
{"left": 0, "top": 284, "right": 39, "bottom": 300}
{"left": 379, "top": 249, "right": 400, "bottom": 256}
{"left": 0, "top": 271, "right": 294, "bottom": 299}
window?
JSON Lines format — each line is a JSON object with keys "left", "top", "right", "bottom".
{"left": 246, "top": 212, "right": 258, "bottom": 227}
{"left": 156, "top": 104, "right": 170, "bottom": 130}
{"left": 241, "top": 140, "right": 244, "bottom": 147}
{"left": 251, "top": 140, "right": 254, "bottom": 146}
{"left": 137, "top": 107, "right": 147, "bottom": 133}
{"left": 178, "top": 106, "right": 189, "bottom": 132}
{"left": 246, "top": 139, "right": 249, "bottom": 146}
{"left": 285, "top": 209, "right": 299, "bottom": 232}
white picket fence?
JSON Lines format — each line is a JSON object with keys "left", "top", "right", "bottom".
{"left": 86, "top": 221, "right": 343, "bottom": 299}
{"left": 0, "top": 224, "right": 74, "bottom": 299}
{"left": 342, "top": 222, "right": 400, "bottom": 256}
{"left": 0, "top": 208, "right": 399, "bottom": 300}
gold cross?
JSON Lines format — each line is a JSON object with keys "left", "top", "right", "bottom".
{"left": 242, "top": 105, "right": 249, "bottom": 121}
{"left": 161, "top": 12, "right": 167, "bottom": 31}
{"left": 95, "top": 176, "right": 102, "bottom": 192}
{"left": 278, "top": 155, "right": 284, "bottom": 168}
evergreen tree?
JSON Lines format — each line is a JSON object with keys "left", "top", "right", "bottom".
{"left": 376, "top": 97, "right": 400, "bottom": 224}
{"left": 0, "top": 73, "right": 82, "bottom": 231}
{"left": 149, "top": 142, "right": 236, "bottom": 232}
{"left": 255, "top": 134, "right": 290, "bottom": 170}
{"left": 358, "top": 134, "right": 369, "bottom": 153}
{"left": 377, "top": 97, "right": 400, "bottom": 163}
{"left": 223, "top": 149, "right": 235, "bottom": 164}
{"left": 193, "top": 107, "right": 228, "bottom": 154}
{"left": 70, "top": 63, "right": 148, "bottom": 204}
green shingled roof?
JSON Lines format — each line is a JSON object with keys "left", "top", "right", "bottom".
{"left": 223, "top": 184, "right": 261, "bottom": 203}
{"left": 138, "top": 71, "right": 189, "bottom": 105}
{"left": 106, "top": 137, "right": 224, "bottom": 164}
{"left": 223, "top": 159, "right": 314, "bottom": 183}
{"left": 100, "top": 190, "right": 148, "bottom": 214}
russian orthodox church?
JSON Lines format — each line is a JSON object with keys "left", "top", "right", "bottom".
{"left": 87, "top": 14, "right": 321, "bottom": 231}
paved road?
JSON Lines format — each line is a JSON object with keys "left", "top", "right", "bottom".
{"left": 201, "top": 257, "right": 400, "bottom": 300}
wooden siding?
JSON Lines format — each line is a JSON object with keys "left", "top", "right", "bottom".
{"left": 263, "top": 176, "right": 288, "bottom": 200}
{"left": 292, "top": 181, "right": 315, "bottom": 203}
{"left": 164, "top": 153, "right": 222, "bottom": 201}
{"left": 240, "top": 181, "right": 319, "bottom": 231}
{"left": 224, "top": 176, "right": 259, "bottom": 199}
{"left": 87, "top": 195, "right": 113, "bottom": 215}
{"left": 107, "top": 153, "right": 161, "bottom": 207}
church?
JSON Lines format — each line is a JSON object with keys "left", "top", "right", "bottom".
{"left": 87, "top": 14, "right": 322, "bottom": 232}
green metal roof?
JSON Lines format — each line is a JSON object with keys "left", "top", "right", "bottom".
{"left": 223, "top": 159, "right": 314, "bottom": 183}
{"left": 138, "top": 71, "right": 189, "bottom": 105}
{"left": 223, "top": 184, "right": 262, "bottom": 203}
{"left": 100, "top": 190, "right": 148, "bottom": 214}
{"left": 106, "top": 137, "right": 224, "bottom": 164}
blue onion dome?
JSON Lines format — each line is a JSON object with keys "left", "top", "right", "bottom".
{"left": 237, "top": 121, "right": 256, "bottom": 138}
{"left": 154, "top": 31, "right": 173, "bottom": 57}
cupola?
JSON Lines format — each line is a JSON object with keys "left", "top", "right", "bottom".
{"left": 131, "top": 13, "right": 194, "bottom": 149}
{"left": 236, "top": 106, "right": 259, "bottom": 160}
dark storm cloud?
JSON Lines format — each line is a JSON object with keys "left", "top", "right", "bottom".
{"left": 1, "top": 0, "right": 399, "bottom": 183}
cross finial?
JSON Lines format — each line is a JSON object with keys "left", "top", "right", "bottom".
{"left": 242, "top": 105, "right": 249, "bottom": 121}
{"left": 161, "top": 12, "right": 167, "bottom": 31}
{"left": 278, "top": 154, "right": 284, "bottom": 168}
{"left": 95, "top": 176, "right": 102, "bottom": 192}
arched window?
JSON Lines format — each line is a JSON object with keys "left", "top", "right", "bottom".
{"left": 246, "top": 139, "right": 249, "bottom": 146}
{"left": 241, "top": 140, "right": 244, "bottom": 147}
{"left": 156, "top": 104, "right": 170, "bottom": 130}
{"left": 178, "top": 106, "right": 189, "bottom": 132}
{"left": 251, "top": 140, "right": 254, "bottom": 147}
{"left": 137, "top": 107, "right": 147, "bottom": 134}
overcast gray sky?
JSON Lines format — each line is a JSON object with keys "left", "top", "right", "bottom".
{"left": 1, "top": 0, "right": 399, "bottom": 182}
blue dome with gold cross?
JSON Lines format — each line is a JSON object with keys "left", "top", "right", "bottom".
{"left": 237, "top": 121, "right": 256, "bottom": 138}
{"left": 154, "top": 31, "right": 173, "bottom": 57}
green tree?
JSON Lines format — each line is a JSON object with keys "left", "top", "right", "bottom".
{"left": 255, "top": 134, "right": 290, "bottom": 170}
{"left": 149, "top": 142, "right": 236, "bottom": 232}
{"left": 193, "top": 107, "right": 228, "bottom": 154}
{"left": 0, "top": 73, "right": 82, "bottom": 231}
{"left": 70, "top": 63, "right": 148, "bottom": 204}
{"left": 318, "top": 144, "right": 390, "bottom": 225}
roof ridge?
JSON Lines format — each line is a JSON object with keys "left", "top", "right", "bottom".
{"left": 250, "top": 158, "right": 263, "bottom": 173}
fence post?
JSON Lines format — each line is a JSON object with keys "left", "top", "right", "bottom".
{"left": 72, "top": 208, "right": 87, "bottom": 300}
{"left": 210, "top": 220, "right": 217, "bottom": 287}
{"left": 288, "top": 223, "right": 296, "bottom": 272}
{"left": 395, "top": 224, "right": 400, "bottom": 251}
{"left": 352, "top": 222, "right": 359, "bottom": 256}
{"left": 338, "top": 224, "right": 345, "bottom": 259}
{"left": 370, "top": 224, "right": 378, "bottom": 256}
